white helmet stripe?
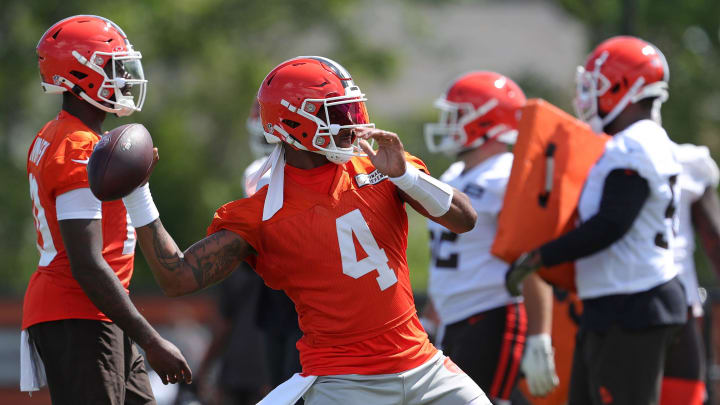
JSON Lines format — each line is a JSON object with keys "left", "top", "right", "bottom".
{"left": 301, "top": 56, "right": 355, "bottom": 88}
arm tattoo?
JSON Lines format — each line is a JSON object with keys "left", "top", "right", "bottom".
{"left": 186, "top": 232, "right": 245, "bottom": 287}
{"left": 147, "top": 221, "right": 244, "bottom": 289}
{"left": 148, "top": 221, "right": 184, "bottom": 271}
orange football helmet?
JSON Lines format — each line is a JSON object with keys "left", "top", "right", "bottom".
{"left": 424, "top": 71, "right": 527, "bottom": 154}
{"left": 257, "top": 56, "right": 374, "bottom": 164}
{"left": 574, "top": 36, "right": 669, "bottom": 133}
{"left": 37, "top": 15, "right": 147, "bottom": 117}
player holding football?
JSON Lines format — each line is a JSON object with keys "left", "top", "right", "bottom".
{"left": 423, "top": 71, "right": 558, "bottom": 404}
{"left": 126, "top": 56, "right": 490, "bottom": 404}
{"left": 22, "top": 15, "right": 191, "bottom": 404}
{"left": 506, "top": 36, "right": 687, "bottom": 405}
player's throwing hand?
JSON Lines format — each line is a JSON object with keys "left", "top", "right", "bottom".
{"left": 357, "top": 128, "right": 407, "bottom": 178}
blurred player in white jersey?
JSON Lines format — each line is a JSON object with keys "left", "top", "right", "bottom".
{"left": 424, "top": 71, "right": 558, "bottom": 404}
{"left": 506, "top": 36, "right": 687, "bottom": 405}
{"left": 660, "top": 143, "right": 720, "bottom": 404}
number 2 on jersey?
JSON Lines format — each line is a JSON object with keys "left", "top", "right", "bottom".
{"left": 336, "top": 209, "right": 398, "bottom": 291}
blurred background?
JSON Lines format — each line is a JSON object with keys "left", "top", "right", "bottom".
{"left": 1, "top": 0, "right": 719, "bottom": 403}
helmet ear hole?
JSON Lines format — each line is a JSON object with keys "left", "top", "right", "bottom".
{"left": 282, "top": 119, "right": 301, "bottom": 129}
{"left": 70, "top": 70, "right": 88, "bottom": 80}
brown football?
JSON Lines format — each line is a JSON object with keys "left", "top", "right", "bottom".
{"left": 88, "top": 123, "right": 154, "bottom": 201}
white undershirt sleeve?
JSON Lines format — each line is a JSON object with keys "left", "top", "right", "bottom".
{"left": 56, "top": 188, "right": 102, "bottom": 220}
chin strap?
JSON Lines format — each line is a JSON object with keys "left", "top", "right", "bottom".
{"left": 246, "top": 144, "right": 286, "bottom": 221}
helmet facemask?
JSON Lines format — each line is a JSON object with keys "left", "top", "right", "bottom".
{"left": 574, "top": 49, "right": 669, "bottom": 133}
{"left": 270, "top": 84, "right": 375, "bottom": 164}
{"left": 424, "top": 97, "right": 516, "bottom": 155}
{"left": 75, "top": 49, "right": 147, "bottom": 117}
{"left": 573, "top": 51, "right": 611, "bottom": 133}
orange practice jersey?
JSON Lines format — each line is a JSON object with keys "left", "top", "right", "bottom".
{"left": 208, "top": 154, "right": 437, "bottom": 376}
{"left": 22, "top": 111, "right": 135, "bottom": 330}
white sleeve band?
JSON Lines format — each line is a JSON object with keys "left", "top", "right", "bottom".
{"left": 122, "top": 183, "right": 159, "bottom": 227}
{"left": 56, "top": 188, "right": 102, "bottom": 220}
{"left": 390, "top": 164, "right": 454, "bottom": 217}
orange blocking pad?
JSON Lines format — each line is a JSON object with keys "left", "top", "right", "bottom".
{"left": 491, "top": 99, "right": 609, "bottom": 291}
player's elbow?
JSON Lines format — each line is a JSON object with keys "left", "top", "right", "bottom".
{"left": 156, "top": 278, "right": 194, "bottom": 298}
{"left": 444, "top": 205, "right": 477, "bottom": 234}
{"left": 452, "top": 195, "right": 478, "bottom": 234}
{"left": 456, "top": 210, "right": 478, "bottom": 233}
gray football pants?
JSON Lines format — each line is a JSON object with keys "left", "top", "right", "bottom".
{"left": 303, "top": 352, "right": 490, "bottom": 405}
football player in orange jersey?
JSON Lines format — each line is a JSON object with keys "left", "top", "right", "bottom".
{"left": 22, "top": 15, "right": 191, "bottom": 404}
{"left": 126, "top": 56, "right": 491, "bottom": 404}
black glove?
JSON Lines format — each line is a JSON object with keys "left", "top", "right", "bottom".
{"left": 505, "top": 249, "right": 543, "bottom": 297}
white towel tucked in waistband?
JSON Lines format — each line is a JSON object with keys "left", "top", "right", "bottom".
{"left": 256, "top": 373, "right": 317, "bottom": 405}
{"left": 20, "top": 329, "right": 47, "bottom": 393}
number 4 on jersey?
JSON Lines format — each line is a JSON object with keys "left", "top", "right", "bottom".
{"left": 336, "top": 209, "right": 398, "bottom": 291}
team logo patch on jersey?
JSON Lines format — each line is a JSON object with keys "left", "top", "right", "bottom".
{"left": 463, "top": 183, "right": 485, "bottom": 199}
{"left": 355, "top": 170, "right": 387, "bottom": 187}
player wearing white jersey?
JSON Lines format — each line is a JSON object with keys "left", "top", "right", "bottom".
{"left": 424, "top": 71, "right": 558, "bottom": 404}
{"left": 573, "top": 119, "right": 681, "bottom": 298}
{"left": 506, "top": 37, "right": 687, "bottom": 405}
{"left": 661, "top": 143, "right": 720, "bottom": 404}
{"left": 673, "top": 144, "right": 720, "bottom": 316}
